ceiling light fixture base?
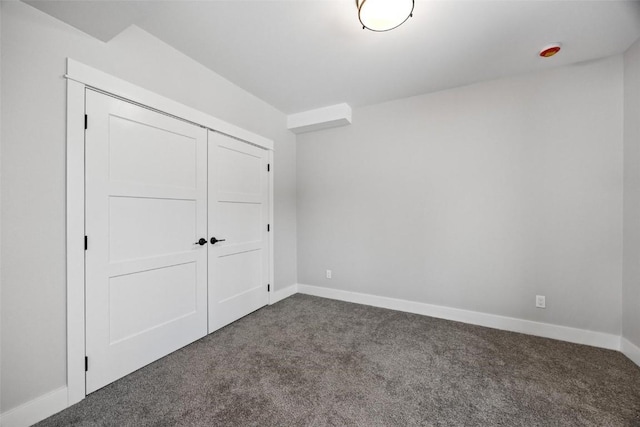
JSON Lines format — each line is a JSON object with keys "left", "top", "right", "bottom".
{"left": 356, "top": 0, "right": 414, "bottom": 32}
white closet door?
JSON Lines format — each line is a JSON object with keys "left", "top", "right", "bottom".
{"left": 208, "top": 131, "right": 269, "bottom": 332}
{"left": 85, "top": 90, "right": 208, "bottom": 393}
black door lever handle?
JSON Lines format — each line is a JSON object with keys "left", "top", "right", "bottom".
{"left": 195, "top": 238, "right": 207, "bottom": 246}
{"left": 210, "top": 237, "right": 226, "bottom": 245}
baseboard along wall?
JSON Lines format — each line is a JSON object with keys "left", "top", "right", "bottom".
{"left": 5, "top": 282, "right": 638, "bottom": 427}
{"left": 622, "top": 337, "right": 640, "bottom": 368}
{"left": 295, "top": 283, "right": 625, "bottom": 352}
{"left": 0, "top": 386, "right": 68, "bottom": 427}
{"left": 270, "top": 284, "right": 298, "bottom": 305}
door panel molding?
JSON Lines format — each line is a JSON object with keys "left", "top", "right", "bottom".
{"left": 66, "top": 58, "right": 274, "bottom": 406}
{"left": 208, "top": 130, "right": 270, "bottom": 333}
{"left": 85, "top": 89, "right": 208, "bottom": 393}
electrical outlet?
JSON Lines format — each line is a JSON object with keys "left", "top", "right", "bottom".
{"left": 326, "top": 270, "right": 332, "bottom": 279}
{"left": 536, "top": 295, "right": 546, "bottom": 309}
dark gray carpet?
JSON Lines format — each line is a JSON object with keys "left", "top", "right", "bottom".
{"left": 38, "top": 294, "right": 640, "bottom": 426}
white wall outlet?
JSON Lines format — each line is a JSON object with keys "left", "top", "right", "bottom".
{"left": 536, "top": 295, "right": 546, "bottom": 308}
{"left": 326, "top": 269, "right": 332, "bottom": 279}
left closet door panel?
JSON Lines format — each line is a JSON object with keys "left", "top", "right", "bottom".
{"left": 85, "top": 90, "right": 208, "bottom": 394}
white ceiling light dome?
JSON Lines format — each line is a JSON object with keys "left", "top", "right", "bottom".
{"left": 357, "top": 0, "right": 414, "bottom": 32}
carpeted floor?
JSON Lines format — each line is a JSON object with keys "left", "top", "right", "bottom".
{"left": 38, "top": 294, "right": 640, "bottom": 426}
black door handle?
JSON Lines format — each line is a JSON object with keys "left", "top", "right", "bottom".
{"left": 210, "top": 237, "right": 226, "bottom": 245}
{"left": 195, "top": 238, "right": 207, "bottom": 246}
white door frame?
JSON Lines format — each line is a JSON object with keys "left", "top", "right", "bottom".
{"left": 65, "top": 58, "right": 275, "bottom": 405}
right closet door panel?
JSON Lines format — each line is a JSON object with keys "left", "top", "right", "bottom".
{"left": 208, "top": 131, "right": 270, "bottom": 333}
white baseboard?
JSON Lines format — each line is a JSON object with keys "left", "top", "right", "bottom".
{"left": 0, "top": 386, "right": 68, "bottom": 427}
{"left": 0, "top": 284, "right": 298, "bottom": 427}
{"left": 2, "top": 286, "right": 629, "bottom": 427}
{"left": 297, "top": 284, "right": 621, "bottom": 351}
{"left": 621, "top": 337, "right": 640, "bottom": 368}
{"left": 270, "top": 283, "right": 298, "bottom": 305}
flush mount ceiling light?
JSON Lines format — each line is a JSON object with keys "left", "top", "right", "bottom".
{"left": 357, "top": 0, "right": 414, "bottom": 32}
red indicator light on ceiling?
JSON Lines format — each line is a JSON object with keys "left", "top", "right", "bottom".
{"left": 539, "top": 44, "right": 562, "bottom": 58}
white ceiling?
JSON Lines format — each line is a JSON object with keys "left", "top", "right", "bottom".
{"left": 26, "top": 0, "right": 640, "bottom": 114}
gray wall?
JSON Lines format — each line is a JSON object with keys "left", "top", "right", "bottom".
{"left": 0, "top": 1, "right": 297, "bottom": 412}
{"left": 297, "top": 55, "right": 624, "bottom": 335}
{"left": 623, "top": 38, "right": 640, "bottom": 348}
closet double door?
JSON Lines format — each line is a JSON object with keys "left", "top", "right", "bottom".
{"left": 85, "top": 90, "right": 270, "bottom": 394}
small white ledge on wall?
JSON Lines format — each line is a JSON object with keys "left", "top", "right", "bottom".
{"left": 287, "top": 103, "right": 352, "bottom": 134}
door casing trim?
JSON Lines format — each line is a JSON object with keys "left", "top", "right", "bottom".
{"left": 66, "top": 58, "right": 275, "bottom": 405}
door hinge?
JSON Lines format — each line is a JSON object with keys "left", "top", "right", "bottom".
{"left": 84, "top": 236, "right": 88, "bottom": 250}
{"left": 84, "top": 114, "right": 88, "bottom": 130}
{"left": 267, "top": 224, "right": 270, "bottom": 232}
{"left": 85, "top": 356, "right": 88, "bottom": 372}
{"left": 267, "top": 163, "right": 270, "bottom": 172}
{"left": 267, "top": 284, "right": 270, "bottom": 292}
